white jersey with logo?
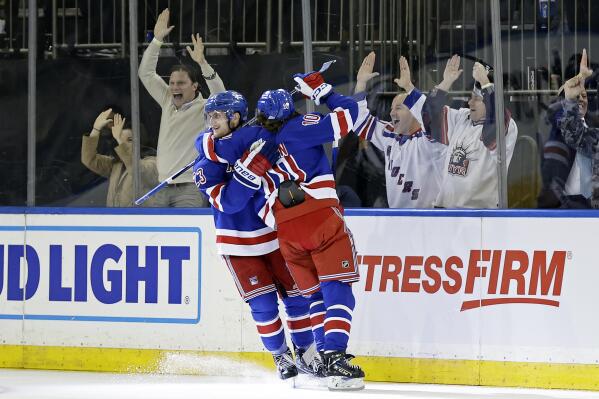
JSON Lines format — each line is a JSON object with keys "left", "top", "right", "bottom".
{"left": 354, "top": 91, "right": 447, "bottom": 208}
{"left": 434, "top": 106, "right": 518, "bottom": 208}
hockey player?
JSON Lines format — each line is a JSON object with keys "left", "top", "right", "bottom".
{"left": 424, "top": 55, "right": 518, "bottom": 208}
{"left": 192, "top": 91, "right": 324, "bottom": 380}
{"left": 203, "top": 76, "right": 365, "bottom": 390}
{"left": 252, "top": 74, "right": 365, "bottom": 390}
{"left": 352, "top": 52, "right": 446, "bottom": 208}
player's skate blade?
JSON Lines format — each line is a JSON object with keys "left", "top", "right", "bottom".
{"left": 273, "top": 349, "right": 298, "bottom": 380}
{"left": 323, "top": 351, "right": 364, "bottom": 390}
{"left": 327, "top": 376, "right": 365, "bottom": 391}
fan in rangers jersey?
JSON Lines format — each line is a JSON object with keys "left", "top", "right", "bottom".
{"left": 424, "top": 55, "right": 518, "bottom": 208}
{"left": 192, "top": 91, "right": 325, "bottom": 380}
{"left": 352, "top": 52, "right": 447, "bottom": 208}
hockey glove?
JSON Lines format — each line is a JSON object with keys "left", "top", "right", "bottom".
{"left": 233, "top": 139, "right": 280, "bottom": 189}
{"left": 293, "top": 71, "right": 332, "bottom": 105}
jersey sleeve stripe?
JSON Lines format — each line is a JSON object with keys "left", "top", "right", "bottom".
{"left": 330, "top": 110, "right": 352, "bottom": 141}
{"left": 203, "top": 134, "right": 227, "bottom": 163}
{"left": 206, "top": 183, "right": 225, "bottom": 211}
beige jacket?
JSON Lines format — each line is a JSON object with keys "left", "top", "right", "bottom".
{"left": 81, "top": 135, "right": 158, "bottom": 207}
{"left": 138, "top": 38, "right": 225, "bottom": 182}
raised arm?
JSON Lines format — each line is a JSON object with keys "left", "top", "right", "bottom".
{"left": 138, "top": 8, "right": 173, "bottom": 106}
{"left": 473, "top": 62, "right": 498, "bottom": 149}
{"left": 423, "top": 54, "right": 462, "bottom": 142}
{"left": 354, "top": 51, "right": 379, "bottom": 94}
{"left": 560, "top": 68, "right": 599, "bottom": 155}
{"left": 286, "top": 72, "right": 359, "bottom": 147}
{"left": 559, "top": 49, "right": 596, "bottom": 155}
{"left": 393, "top": 56, "right": 415, "bottom": 94}
{"left": 81, "top": 109, "right": 114, "bottom": 177}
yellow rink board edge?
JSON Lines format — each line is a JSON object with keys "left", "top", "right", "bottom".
{"left": 2, "top": 345, "right": 599, "bottom": 391}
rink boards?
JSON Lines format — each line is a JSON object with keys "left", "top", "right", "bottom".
{"left": 1, "top": 208, "right": 599, "bottom": 390}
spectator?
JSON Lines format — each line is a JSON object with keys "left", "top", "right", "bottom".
{"left": 138, "top": 8, "right": 225, "bottom": 207}
{"left": 539, "top": 50, "right": 592, "bottom": 208}
{"left": 335, "top": 134, "right": 388, "bottom": 208}
{"left": 558, "top": 49, "right": 597, "bottom": 208}
{"left": 352, "top": 52, "right": 446, "bottom": 208}
{"left": 81, "top": 108, "right": 158, "bottom": 207}
{"left": 424, "top": 55, "right": 518, "bottom": 208}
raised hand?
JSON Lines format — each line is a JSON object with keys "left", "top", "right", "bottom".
{"left": 437, "top": 54, "right": 462, "bottom": 91}
{"left": 579, "top": 48, "right": 593, "bottom": 80}
{"left": 186, "top": 34, "right": 206, "bottom": 65}
{"left": 355, "top": 52, "right": 379, "bottom": 93}
{"left": 153, "top": 8, "right": 174, "bottom": 42}
{"left": 92, "top": 108, "right": 113, "bottom": 136}
{"left": 393, "top": 56, "right": 414, "bottom": 92}
{"left": 111, "top": 113, "right": 126, "bottom": 144}
{"left": 293, "top": 71, "right": 332, "bottom": 105}
{"left": 564, "top": 75, "right": 585, "bottom": 101}
{"left": 472, "top": 62, "right": 491, "bottom": 85}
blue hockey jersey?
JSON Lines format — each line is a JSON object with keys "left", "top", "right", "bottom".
{"left": 193, "top": 126, "right": 278, "bottom": 256}
{"left": 204, "top": 92, "right": 358, "bottom": 227}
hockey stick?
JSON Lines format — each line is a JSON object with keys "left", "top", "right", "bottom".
{"left": 134, "top": 59, "right": 336, "bottom": 206}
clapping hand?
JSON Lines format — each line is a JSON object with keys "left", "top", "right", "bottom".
{"left": 92, "top": 108, "right": 113, "bottom": 136}
{"left": 111, "top": 113, "right": 126, "bottom": 144}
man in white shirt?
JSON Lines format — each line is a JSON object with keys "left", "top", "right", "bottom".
{"left": 138, "top": 8, "right": 226, "bottom": 207}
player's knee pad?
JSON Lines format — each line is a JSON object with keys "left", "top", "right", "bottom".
{"left": 247, "top": 291, "right": 279, "bottom": 322}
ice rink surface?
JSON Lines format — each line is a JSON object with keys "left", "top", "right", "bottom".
{"left": 1, "top": 369, "right": 598, "bottom": 399}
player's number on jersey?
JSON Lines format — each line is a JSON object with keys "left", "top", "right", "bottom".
{"left": 193, "top": 168, "right": 207, "bottom": 186}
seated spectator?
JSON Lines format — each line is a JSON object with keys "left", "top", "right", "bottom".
{"left": 351, "top": 52, "right": 446, "bottom": 208}
{"left": 81, "top": 108, "right": 158, "bottom": 207}
{"left": 539, "top": 49, "right": 593, "bottom": 208}
{"left": 558, "top": 49, "right": 598, "bottom": 208}
{"left": 424, "top": 55, "right": 518, "bottom": 208}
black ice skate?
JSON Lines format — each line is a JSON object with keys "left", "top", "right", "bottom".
{"left": 323, "top": 351, "right": 365, "bottom": 390}
{"left": 272, "top": 348, "right": 298, "bottom": 380}
{"left": 294, "top": 344, "right": 327, "bottom": 377}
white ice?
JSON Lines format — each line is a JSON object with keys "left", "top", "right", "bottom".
{"left": 0, "top": 369, "right": 598, "bottom": 399}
